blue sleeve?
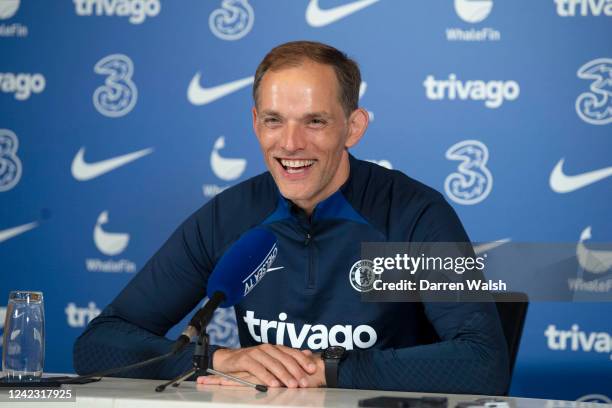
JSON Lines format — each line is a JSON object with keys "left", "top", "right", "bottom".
{"left": 338, "top": 200, "right": 510, "bottom": 395}
{"left": 73, "top": 204, "right": 221, "bottom": 379}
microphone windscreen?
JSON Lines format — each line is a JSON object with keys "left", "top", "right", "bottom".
{"left": 207, "top": 227, "right": 278, "bottom": 307}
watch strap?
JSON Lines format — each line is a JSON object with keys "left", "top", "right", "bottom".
{"left": 323, "top": 358, "right": 339, "bottom": 388}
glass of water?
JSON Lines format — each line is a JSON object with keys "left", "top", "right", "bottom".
{"left": 2, "top": 291, "right": 45, "bottom": 381}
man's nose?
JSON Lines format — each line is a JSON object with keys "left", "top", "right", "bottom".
{"left": 281, "top": 122, "right": 306, "bottom": 152}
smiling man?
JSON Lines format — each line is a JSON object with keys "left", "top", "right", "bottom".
{"left": 74, "top": 41, "right": 509, "bottom": 394}
{"left": 252, "top": 55, "right": 367, "bottom": 216}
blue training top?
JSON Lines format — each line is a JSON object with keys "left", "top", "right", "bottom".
{"left": 73, "top": 154, "right": 509, "bottom": 394}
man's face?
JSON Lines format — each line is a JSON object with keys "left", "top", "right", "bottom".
{"left": 253, "top": 61, "right": 367, "bottom": 213}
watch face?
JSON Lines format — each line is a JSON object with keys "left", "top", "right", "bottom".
{"left": 323, "top": 346, "right": 346, "bottom": 359}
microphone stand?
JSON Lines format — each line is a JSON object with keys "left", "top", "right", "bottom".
{"left": 155, "top": 319, "right": 267, "bottom": 393}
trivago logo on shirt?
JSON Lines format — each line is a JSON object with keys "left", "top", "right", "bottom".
{"left": 545, "top": 324, "right": 612, "bottom": 359}
{"left": 242, "top": 310, "right": 377, "bottom": 350}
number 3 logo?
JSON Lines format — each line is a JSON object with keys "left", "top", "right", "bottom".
{"left": 93, "top": 54, "right": 138, "bottom": 118}
{"left": 0, "top": 129, "right": 23, "bottom": 192}
{"left": 444, "top": 140, "right": 493, "bottom": 205}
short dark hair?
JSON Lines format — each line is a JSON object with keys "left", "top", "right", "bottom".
{"left": 253, "top": 41, "right": 361, "bottom": 117}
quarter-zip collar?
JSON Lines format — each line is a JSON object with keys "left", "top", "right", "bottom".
{"left": 263, "top": 153, "right": 368, "bottom": 227}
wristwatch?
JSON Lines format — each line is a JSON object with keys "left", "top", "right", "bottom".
{"left": 321, "top": 346, "right": 346, "bottom": 388}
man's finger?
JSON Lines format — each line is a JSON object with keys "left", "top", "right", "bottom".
{"left": 258, "top": 345, "right": 314, "bottom": 387}
{"left": 277, "top": 345, "right": 318, "bottom": 374}
{"left": 239, "top": 354, "right": 283, "bottom": 387}
{"left": 249, "top": 346, "right": 303, "bottom": 388}
{"left": 197, "top": 372, "right": 258, "bottom": 387}
{"left": 197, "top": 374, "right": 223, "bottom": 385}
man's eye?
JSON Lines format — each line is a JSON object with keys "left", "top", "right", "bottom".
{"left": 309, "top": 118, "right": 326, "bottom": 127}
{"left": 264, "top": 117, "right": 281, "bottom": 126}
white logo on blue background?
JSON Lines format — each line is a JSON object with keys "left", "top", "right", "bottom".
{"left": 65, "top": 302, "right": 101, "bottom": 328}
{"left": 366, "top": 159, "right": 392, "bottom": 169}
{"left": 0, "top": 0, "right": 19, "bottom": 20}
{"left": 349, "top": 259, "right": 376, "bottom": 293}
{"left": 207, "top": 305, "right": 240, "bottom": 348}
{"left": 0, "top": 73, "right": 45, "bottom": 100}
{"left": 576, "top": 394, "right": 612, "bottom": 404}
{"left": 577, "top": 226, "right": 612, "bottom": 274}
{"left": 305, "top": 0, "right": 380, "bottom": 28}
{"left": 555, "top": 0, "right": 612, "bottom": 17}
{"left": 203, "top": 136, "right": 247, "bottom": 198}
{"left": 187, "top": 72, "right": 254, "bottom": 106}
{"left": 0, "top": 128, "right": 22, "bottom": 192}
{"left": 209, "top": 0, "right": 254, "bottom": 41}
{"left": 73, "top": 0, "right": 161, "bottom": 24}
{"left": 87, "top": 211, "right": 136, "bottom": 273}
{"left": 444, "top": 140, "right": 493, "bottom": 205}
{"left": 0, "top": 0, "right": 27, "bottom": 37}
{"left": 93, "top": 54, "right": 137, "bottom": 118}
{"left": 94, "top": 211, "right": 130, "bottom": 256}
{"left": 454, "top": 0, "right": 493, "bottom": 23}
{"left": 211, "top": 136, "right": 247, "bottom": 181}
{"left": 575, "top": 58, "right": 612, "bottom": 125}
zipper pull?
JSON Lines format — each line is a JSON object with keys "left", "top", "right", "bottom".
{"left": 304, "top": 232, "right": 311, "bottom": 246}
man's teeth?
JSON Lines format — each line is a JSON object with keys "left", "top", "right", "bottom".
{"left": 279, "top": 159, "right": 315, "bottom": 174}
{"left": 280, "top": 159, "right": 315, "bottom": 168}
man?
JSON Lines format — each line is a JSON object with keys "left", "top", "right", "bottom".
{"left": 74, "top": 41, "right": 509, "bottom": 394}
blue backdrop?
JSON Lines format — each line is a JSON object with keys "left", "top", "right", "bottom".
{"left": 1, "top": 0, "right": 611, "bottom": 402}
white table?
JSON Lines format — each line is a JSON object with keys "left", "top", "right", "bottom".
{"left": 0, "top": 376, "right": 609, "bottom": 408}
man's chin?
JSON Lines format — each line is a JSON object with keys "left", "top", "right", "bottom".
{"left": 275, "top": 183, "right": 311, "bottom": 202}
{"left": 278, "top": 189, "right": 308, "bottom": 202}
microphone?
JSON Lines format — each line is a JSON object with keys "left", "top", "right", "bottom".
{"left": 174, "top": 227, "right": 278, "bottom": 349}
{"left": 66, "top": 228, "right": 278, "bottom": 387}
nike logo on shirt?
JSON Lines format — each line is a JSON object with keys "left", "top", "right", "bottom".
{"left": 71, "top": 147, "right": 154, "bottom": 181}
{"left": 187, "top": 73, "right": 254, "bottom": 105}
{"left": 306, "top": 0, "right": 380, "bottom": 27}
{"left": 549, "top": 159, "right": 612, "bottom": 193}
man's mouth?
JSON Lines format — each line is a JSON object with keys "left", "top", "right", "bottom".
{"left": 277, "top": 158, "right": 316, "bottom": 174}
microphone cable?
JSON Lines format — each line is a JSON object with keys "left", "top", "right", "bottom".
{"left": 59, "top": 338, "right": 190, "bottom": 384}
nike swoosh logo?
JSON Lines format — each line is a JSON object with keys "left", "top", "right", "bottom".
{"left": 306, "top": 0, "right": 380, "bottom": 27}
{"left": 473, "top": 238, "right": 510, "bottom": 255}
{"left": 0, "top": 221, "right": 38, "bottom": 244}
{"left": 267, "top": 266, "right": 285, "bottom": 272}
{"left": 71, "top": 147, "right": 154, "bottom": 181}
{"left": 550, "top": 159, "right": 612, "bottom": 193}
{"left": 187, "top": 73, "right": 254, "bottom": 105}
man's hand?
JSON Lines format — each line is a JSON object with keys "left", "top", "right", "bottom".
{"left": 196, "top": 344, "right": 325, "bottom": 388}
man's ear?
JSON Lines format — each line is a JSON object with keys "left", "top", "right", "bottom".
{"left": 345, "top": 107, "right": 369, "bottom": 148}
